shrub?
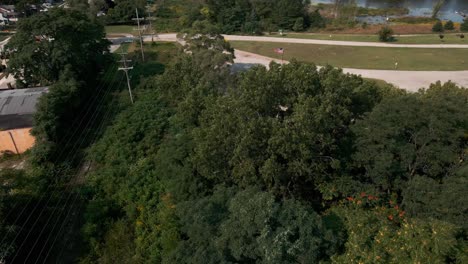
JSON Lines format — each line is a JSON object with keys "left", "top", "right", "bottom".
{"left": 293, "top": 17, "right": 304, "bottom": 32}
{"left": 432, "top": 20, "right": 444, "bottom": 32}
{"left": 378, "top": 26, "right": 394, "bottom": 42}
{"left": 461, "top": 19, "right": 468, "bottom": 32}
{"left": 444, "top": 20, "right": 454, "bottom": 30}
{"left": 308, "top": 9, "right": 326, "bottom": 29}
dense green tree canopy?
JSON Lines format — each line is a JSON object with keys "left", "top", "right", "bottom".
{"left": 3, "top": 8, "right": 464, "bottom": 260}
{"left": 6, "top": 8, "right": 109, "bottom": 87}
{"left": 352, "top": 82, "right": 468, "bottom": 194}
{"left": 106, "top": 0, "right": 146, "bottom": 23}
{"left": 192, "top": 62, "right": 387, "bottom": 199}
{"left": 77, "top": 32, "right": 468, "bottom": 261}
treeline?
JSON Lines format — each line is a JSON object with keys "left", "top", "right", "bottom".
{"left": 79, "top": 29, "right": 468, "bottom": 263}
{"left": 91, "top": 0, "right": 325, "bottom": 33}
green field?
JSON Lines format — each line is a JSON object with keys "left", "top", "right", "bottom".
{"left": 105, "top": 25, "right": 135, "bottom": 35}
{"left": 277, "top": 33, "right": 468, "bottom": 44}
{"left": 230, "top": 41, "right": 468, "bottom": 71}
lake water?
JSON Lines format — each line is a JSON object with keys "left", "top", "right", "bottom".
{"left": 312, "top": 0, "right": 468, "bottom": 23}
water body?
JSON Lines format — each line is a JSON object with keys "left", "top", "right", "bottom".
{"left": 312, "top": 0, "right": 468, "bottom": 22}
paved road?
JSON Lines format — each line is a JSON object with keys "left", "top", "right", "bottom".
{"left": 152, "top": 33, "right": 468, "bottom": 49}
{"left": 233, "top": 50, "right": 468, "bottom": 92}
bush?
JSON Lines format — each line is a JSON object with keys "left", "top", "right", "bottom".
{"left": 444, "top": 20, "right": 454, "bottom": 30}
{"left": 293, "top": 17, "right": 304, "bottom": 32}
{"left": 378, "top": 26, "right": 394, "bottom": 42}
{"left": 308, "top": 10, "right": 326, "bottom": 29}
{"left": 461, "top": 19, "right": 468, "bottom": 32}
{"left": 432, "top": 20, "right": 444, "bottom": 32}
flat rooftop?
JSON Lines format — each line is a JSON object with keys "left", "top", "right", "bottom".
{"left": 0, "top": 87, "right": 48, "bottom": 130}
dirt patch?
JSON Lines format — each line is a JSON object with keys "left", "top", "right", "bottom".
{"left": 0, "top": 155, "right": 26, "bottom": 170}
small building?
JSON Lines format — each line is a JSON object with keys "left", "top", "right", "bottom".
{"left": 0, "top": 87, "right": 48, "bottom": 155}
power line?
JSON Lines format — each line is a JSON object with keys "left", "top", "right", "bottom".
{"left": 10, "top": 71, "right": 124, "bottom": 263}
{"left": 0, "top": 66, "right": 120, "bottom": 252}
{"left": 41, "top": 78, "right": 125, "bottom": 263}
{"left": 3, "top": 67, "right": 122, "bottom": 262}
{"left": 32, "top": 75, "right": 126, "bottom": 264}
{"left": 0, "top": 66, "right": 117, "bottom": 224}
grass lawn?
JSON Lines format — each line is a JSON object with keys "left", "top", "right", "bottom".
{"left": 105, "top": 25, "right": 135, "bottom": 35}
{"left": 230, "top": 41, "right": 468, "bottom": 71}
{"left": 121, "top": 42, "right": 178, "bottom": 84}
{"left": 275, "top": 33, "right": 468, "bottom": 44}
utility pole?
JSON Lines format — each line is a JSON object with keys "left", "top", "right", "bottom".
{"left": 118, "top": 53, "right": 134, "bottom": 104}
{"left": 146, "top": 5, "right": 155, "bottom": 42}
{"left": 132, "top": 8, "right": 145, "bottom": 61}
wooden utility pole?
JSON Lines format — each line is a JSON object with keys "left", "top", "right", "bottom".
{"left": 146, "top": 5, "right": 155, "bottom": 42}
{"left": 132, "top": 8, "right": 145, "bottom": 61}
{"left": 118, "top": 53, "right": 134, "bottom": 104}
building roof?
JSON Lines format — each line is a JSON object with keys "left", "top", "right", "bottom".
{"left": 0, "top": 87, "right": 48, "bottom": 130}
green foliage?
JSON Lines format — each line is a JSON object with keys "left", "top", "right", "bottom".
{"left": 77, "top": 30, "right": 468, "bottom": 264}
{"left": 461, "top": 19, "right": 468, "bottom": 32}
{"left": 106, "top": 0, "right": 146, "bottom": 24}
{"left": 351, "top": 82, "right": 468, "bottom": 194}
{"left": 308, "top": 9, "right": 326, "bottom": 29}
{"left": 6, "top": 8, "right": 109, "bottom": 87}
{"left": 378, "top": 26, "right": 394, "bottom": 42}
{"left": 432, "top": 20, "right": 444, "bottom": 32}
{"left": 331, "top": 204, "right": 464, "bottom": 263}
{"left": 402, "top": 172, "right": 468, "bottom": 230}
{"left": 192, "top": 63, "right": 386, "bottom": 198}
{"left": 293, "top": 17, "right": 305, "bottom": 32}
{"left": 202, "top": 0, "right": 309, "bottom": 34}
{"left": 179, "top": 20, "right": 235, "bottom": 69}
{"left": 31, "top": 71, "right": 80, "bottom": 144}
{"left": 170, "top": 187, "right": 340, "bottom": 263}
{"left": 0, "top": 169, "right": 27, "bottom": 260}
{"left": 444, "top": 20, "right": 455, "bottom": 30}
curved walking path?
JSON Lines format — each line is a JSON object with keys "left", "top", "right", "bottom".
{"left": 224, "top": 35, "right": 468, "bottom": 48}
{"left": 109, "top": 34, "right": 468, "bottom": 91}
{"left": 152, "top": 33, "right": 468, "bottom": 49}
{"left": 233, "top": 50, "right": 468, "bottom": 91}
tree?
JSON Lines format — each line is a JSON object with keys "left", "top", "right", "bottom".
{"left": 444, "top": 20, "right": 454, "bottom": 30}
{"left": 461, "top": 19, "right": 468, "bottom": 32}
{"left": 192, "top": 62, "right": 388, "bottom": 198}
{"left": 179, "top": 20, "right": 234, "bottom": 70}
{"left": 170, "top": 188, "right": 341, "bottom": 263}
{"left": 6, "top": 8, "right": 109, "bottom": 87}
{"left": 402, "top": 171, "right": 468, "bottom": 230}
{"left": 292, "top": 17, "right": 304, "bottom": 32}
{"left": 29, "top": 70, "right": 82, "bottom": 166}
{"left": 378, "top": 26, "right": 393, "bottom": 42}
{"left": 106, "top": 0, "right": 146, "bottom": 23}
{"left": 308, "top": 9, "right": 326, "bottom": 29}
{"left": 330, "top": 203, "right": 465, "bottom": 263}
{"left": 432, "top": 20, "right": 444, "bottom": 32}
{"left": 351, "top": 82, "right": 468, "bottom": 194}
{"left": 432, "top": 0, "right": 445, "bottom": 19}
